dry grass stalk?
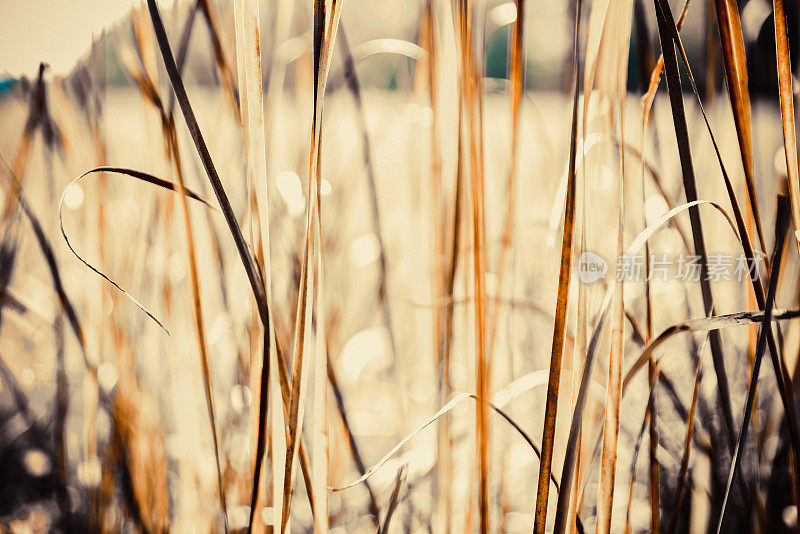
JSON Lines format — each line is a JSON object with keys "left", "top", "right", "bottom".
{"left": 712, "top": 0, "right": 765, "bottom": 254}
{"left": 230, "top": 0, "right": 283, "bottom": 529}
{"left": 282, "top": 1, "right": 342, "bottom": 530}
{"left": 534, "top": 0, "right": 581, "bottom": 530}
{"left": 771, "top": 0, "right": 800, "bottom": 241}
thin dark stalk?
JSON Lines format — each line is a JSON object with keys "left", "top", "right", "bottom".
{"left": 327, "top": 349, "right": 381, "bottom": 525}
{"left": 716, "top": 196, "right": 792, "bottom": 533}
{"left": 146, "top": 0, "right": 269, "bottom": 328}
{"left": 653, "top": 0, "right": 735, "bottom": 451}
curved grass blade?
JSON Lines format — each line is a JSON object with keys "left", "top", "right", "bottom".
{"left": 58, "top": 166, "right": 211, "bottom": 334}
{"left": 331, "top": 392, "right": 562, "bottom": 494}
{"left": 622, "top": 306, "right": 800, "bottom": 390}
{"left": 325, "top": 390, "right": 458, "bottom": 491}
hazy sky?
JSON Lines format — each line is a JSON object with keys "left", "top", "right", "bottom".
{"left": 0, "top": 0, "right": 138, "bottom": 77}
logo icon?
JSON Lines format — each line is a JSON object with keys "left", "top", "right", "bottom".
{"left": 578, "top": 251, "right": 608, "bottom": 284}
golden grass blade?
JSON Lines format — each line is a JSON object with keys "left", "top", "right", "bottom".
{"left": 412, "top": 5, "right": 451, "bottom": 528}
{"left": 233, "top": 0, "right": 270, "bottom": 265}
{"left": 231, "top": 0, "right": 282, "bottom": 527}
{"left": 232, "top": 5, "right": 265, "bottom": 529}
{"left": 269, "top": 332, "right": 317, "bottom": 520}
{"left": 128, "top": 38, "right": 230, "bottom": 526}
{"left": 772, "top": 0, "right": 800, "bottom": 240}
{"left": 553, "top": 289, "right": 612, "bottom": 534}
{"left": 282, "top": 241, "right": 315, "bottom": 530}
{"left": 282, "top": 1, "right": 343, "bottom": 530}
{"left": 712, "top": 0, "right": 766, "bottom": 254}
{"left": 167, "top": 124, "right": 229, "bottom": 534}
{"left": 631, "top": 5, "right": 661, "bottom": 521}
{"left": 533, "top": 0, "right": 581, "bottom": 530}
{"left": 488, "top": 0, "right": 524, "bottom": 363}
{"left": 595, "top": 266, "right": 624, "bottom": 534}
{"left": 595, "top": 0, "right": 634, "bottom": 528}
{"left": 580, "top": 0, "right": 608, "bottom": 137}
{"left": 311, "top": 176, "right": 329, "bottom": 534}
{"left": 453, "top": 0, "right": 490, "bottom": 529}
{"left": 595, "top": 141, "right": 624, "bottom": 531}
{"left": 485, "top": 22, "right": 523, "bottom": 527}
{"left": 122, "top": 31, "right": 230, "bottom": 523}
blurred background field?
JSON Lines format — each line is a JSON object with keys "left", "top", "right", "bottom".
{"left": 2, "top": 0, "right": 800, "bottom": 532}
